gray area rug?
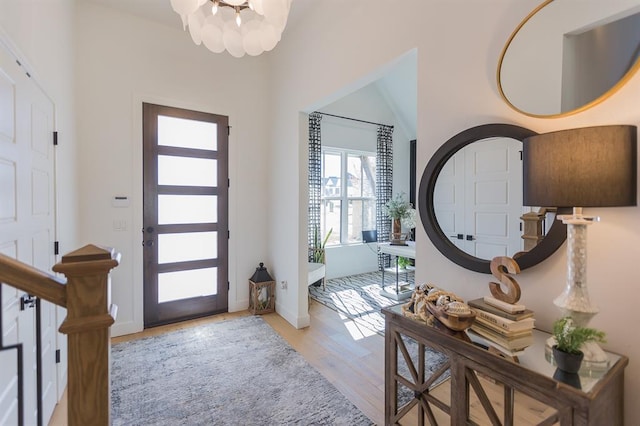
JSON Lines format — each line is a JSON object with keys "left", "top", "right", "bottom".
{"left": 309, "top": 270, "right": 414, "bottom": 336}
{"left": 111, "top": 316, "right": 372, "bottom": 425}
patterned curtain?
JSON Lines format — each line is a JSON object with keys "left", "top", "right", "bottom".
{"left": 308, "top": 112, "right": 322, "bottom": 260}
{"left": 376, "top": 125, "right": 394, "bottom": 270}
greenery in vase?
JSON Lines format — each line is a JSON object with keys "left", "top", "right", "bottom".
{"left": 397, "top": 256, "right": 411, "bottom": 269}
{"left": 552, "top": 316, "right": 606, "bottom": 355}
{"left": 311, "top": 227, "right": 333, "bottom": 263}
{"left": 385, "top": 192, "right": 413, "bottom": 220}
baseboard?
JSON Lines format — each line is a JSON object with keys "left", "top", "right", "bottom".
{"left": 276, "top": 301, "right": 310, "bottom": 329}
{"left": 111, "top": 321, "right": 143, "bottom": 338}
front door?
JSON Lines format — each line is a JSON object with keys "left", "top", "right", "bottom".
{"left": 142, "top": 103, "right": 229, "bottom": 327}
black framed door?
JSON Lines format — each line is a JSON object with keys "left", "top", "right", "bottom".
{"left": 142, "top": 103, "right": 228, "bottom": 327}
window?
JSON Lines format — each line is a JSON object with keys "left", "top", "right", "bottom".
{"left": 321, "top": 148, "right": 376, "bottom": 245}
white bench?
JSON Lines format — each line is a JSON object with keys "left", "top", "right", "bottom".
{"left": 308, "top": 262, "right": 326, "bottom": 290}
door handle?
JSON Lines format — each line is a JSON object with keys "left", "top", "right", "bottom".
{"left": 449, "top": 234, "right": 464, "bottom": 240}
{"left": 20, "top": 294, "right": 37, "bottom": 311}
{"left": 466, "top": 235, "right": 475, "bottom": 241}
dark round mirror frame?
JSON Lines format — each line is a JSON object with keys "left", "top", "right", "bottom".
{"left": 418, "top": 123, "right": 569, "bottom": 274}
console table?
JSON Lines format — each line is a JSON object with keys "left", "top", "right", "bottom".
{"left": 383, "top": 304, "right": 627, "bottom": 425}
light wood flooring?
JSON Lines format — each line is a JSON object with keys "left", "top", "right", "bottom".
{"left": 49, "top": 300, "right": 386, "bottom": 425}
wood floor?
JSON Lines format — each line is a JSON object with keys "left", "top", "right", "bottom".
{"left": 49, "top": 300, "right": 386, "bottom": 425}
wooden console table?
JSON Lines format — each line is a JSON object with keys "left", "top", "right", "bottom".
{"left": 383, "top": 304, "right": 627, "bottom": 425}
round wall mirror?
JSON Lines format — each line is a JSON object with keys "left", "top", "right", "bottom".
{"left": 498, "top": 0, "right": 640, "bottom": 118}
{"left": 418, "top": 124, "right": 569, "bottom": 274}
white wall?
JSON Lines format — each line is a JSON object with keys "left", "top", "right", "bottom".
{"left": 268, "top": 0, "right": 640, "bottom": 423}
{"left": 75, "top": 2, "right": 271, "bottom": 335}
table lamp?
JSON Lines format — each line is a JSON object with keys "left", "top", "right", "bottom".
{"left": 523, "top": 125, "right": 637, "bottom": 362}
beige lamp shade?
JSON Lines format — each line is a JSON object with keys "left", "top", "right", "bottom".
{"left": 523, "top": 125, "right": 637, "bottom": 208}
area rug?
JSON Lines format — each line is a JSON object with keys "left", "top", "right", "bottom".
{"left": 309, "top": 270, "right": 415, "bottom": 336}
{"left": 111, "top": 316, "right": 372, "bottom": 425}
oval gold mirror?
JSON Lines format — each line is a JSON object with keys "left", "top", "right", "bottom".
{"left": 498, "top": 0, "right": 640, "bottom": 118}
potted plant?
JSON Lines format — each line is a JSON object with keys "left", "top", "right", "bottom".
{"left": 552, "top": 316, "right": 606, "bottom": 374}
{"left": 310, "top": 227, "right": 332, "bottom": 264}
{"left": 397, "top": 256, "right": 412, "bottom": 270}
{"left": 385, "top": 192, "right": 415, "bottom": 245}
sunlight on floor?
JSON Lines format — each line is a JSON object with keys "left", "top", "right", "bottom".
{"left": 330, "top": 289, "right": 374, "bottom": 316}
{"left": 336, "top": 311, "right": 379, "bottom": 340}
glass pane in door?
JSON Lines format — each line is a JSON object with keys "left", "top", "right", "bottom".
{"left": 158, "top": 115, "right": 217, "bottom": 150}
{"left": 158, "top": 156, "right": 218, "bottom": 186}
{"left": 158, "top": 232, "right": 218, "bottom": 264}
{"left": 158, "top": 267, "right": 218, "bottom": 303}
{"left": 158, "top": 195, "right": 217, "bottom": 224}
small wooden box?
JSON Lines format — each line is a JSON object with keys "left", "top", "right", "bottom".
{"left": 249, "top": 279, "right": 275, "bottom": 315}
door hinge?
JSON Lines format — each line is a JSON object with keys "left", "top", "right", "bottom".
{"left": 54, "top": 241, "right": 59, "bottom": 255}
{"left": 228, "top": 230, "right": 230, "bottom": 239}
{"left": 228, "top": 178, "right": 230, "bottom": 188}
{"left": 519, "top": 150, "right": 523, "bottom": 161}
{"left": 227, "top": 126, "right": 231, "bottom": 136}
{"left": 53, "top": 131, "right": 58, "bottom": 146}
{"left": 55, "top": 349, "right": 61, "bottom": 364}
{"left": 228, "top": 281, "right": 230, "bottom": 290}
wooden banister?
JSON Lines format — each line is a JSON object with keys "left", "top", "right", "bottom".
{"left": 0, "top": 253, "right": 67, "bottom": 306}
{"left": 0, "top": 244, "right": 120, "bottom": 426}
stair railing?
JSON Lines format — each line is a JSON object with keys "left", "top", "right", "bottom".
{"left": 0, "top": 244, "right": 119, "bottom": 426}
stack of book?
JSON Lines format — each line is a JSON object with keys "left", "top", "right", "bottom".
{"left": 467, "top": 297, "right": 535, "bottom": 356}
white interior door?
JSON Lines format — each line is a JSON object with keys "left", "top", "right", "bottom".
{"left": 434, "top": 137, "right": 523, "bottom": 259}
{"left": 433, "top": 150, "right": 465, "bottom": 250}
{"left": 27, "top": 67, "right": 57, "bottom": 423}
{"left": 0, "top": 43, "right": 58, "bottom": 425}
{"left": 464, "top": 137, "right": 523, "bottom": 258}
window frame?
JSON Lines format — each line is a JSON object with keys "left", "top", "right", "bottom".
{"left": 321, "top": 147, "right": 377, "bottom": 246}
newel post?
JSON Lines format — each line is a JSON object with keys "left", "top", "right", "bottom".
{"left": 53, "top": 244, "right": 120, "bottom": 426}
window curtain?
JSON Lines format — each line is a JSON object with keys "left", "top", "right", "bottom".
{"left": 308, "top": 112, "right": 322, "bottom": 261}
{"left": 376, "top": 124, "right": 394, "bottom": 270}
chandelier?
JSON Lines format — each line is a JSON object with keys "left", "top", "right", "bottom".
{"left": 170, "top": 0, "right": 292, "bottom": 58}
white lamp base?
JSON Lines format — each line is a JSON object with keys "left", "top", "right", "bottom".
{"left": 554, "top": 210, "right": 599, "bottom": 323}
{"left": 549, "top": 208, "right": 608, "bottom": 366}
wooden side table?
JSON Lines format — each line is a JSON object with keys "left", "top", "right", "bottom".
{"left": 383, "top": 304, "right": 628, "bottom": 425}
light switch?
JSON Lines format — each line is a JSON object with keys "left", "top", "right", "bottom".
{"left": 113, "top": 220, "right": 127, "bottom": 231}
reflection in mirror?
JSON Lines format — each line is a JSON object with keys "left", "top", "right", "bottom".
{"left": 520, "top": 207, "right": 556, "bottom": 251}
{"left": 434, "top": 137, "right": 523, "bottom": 260}
{"left": 419, "top": 124, "right": 568, "bottom": 274}
{"left": 498, "top": 0, "right": 640, "bottom": 117}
